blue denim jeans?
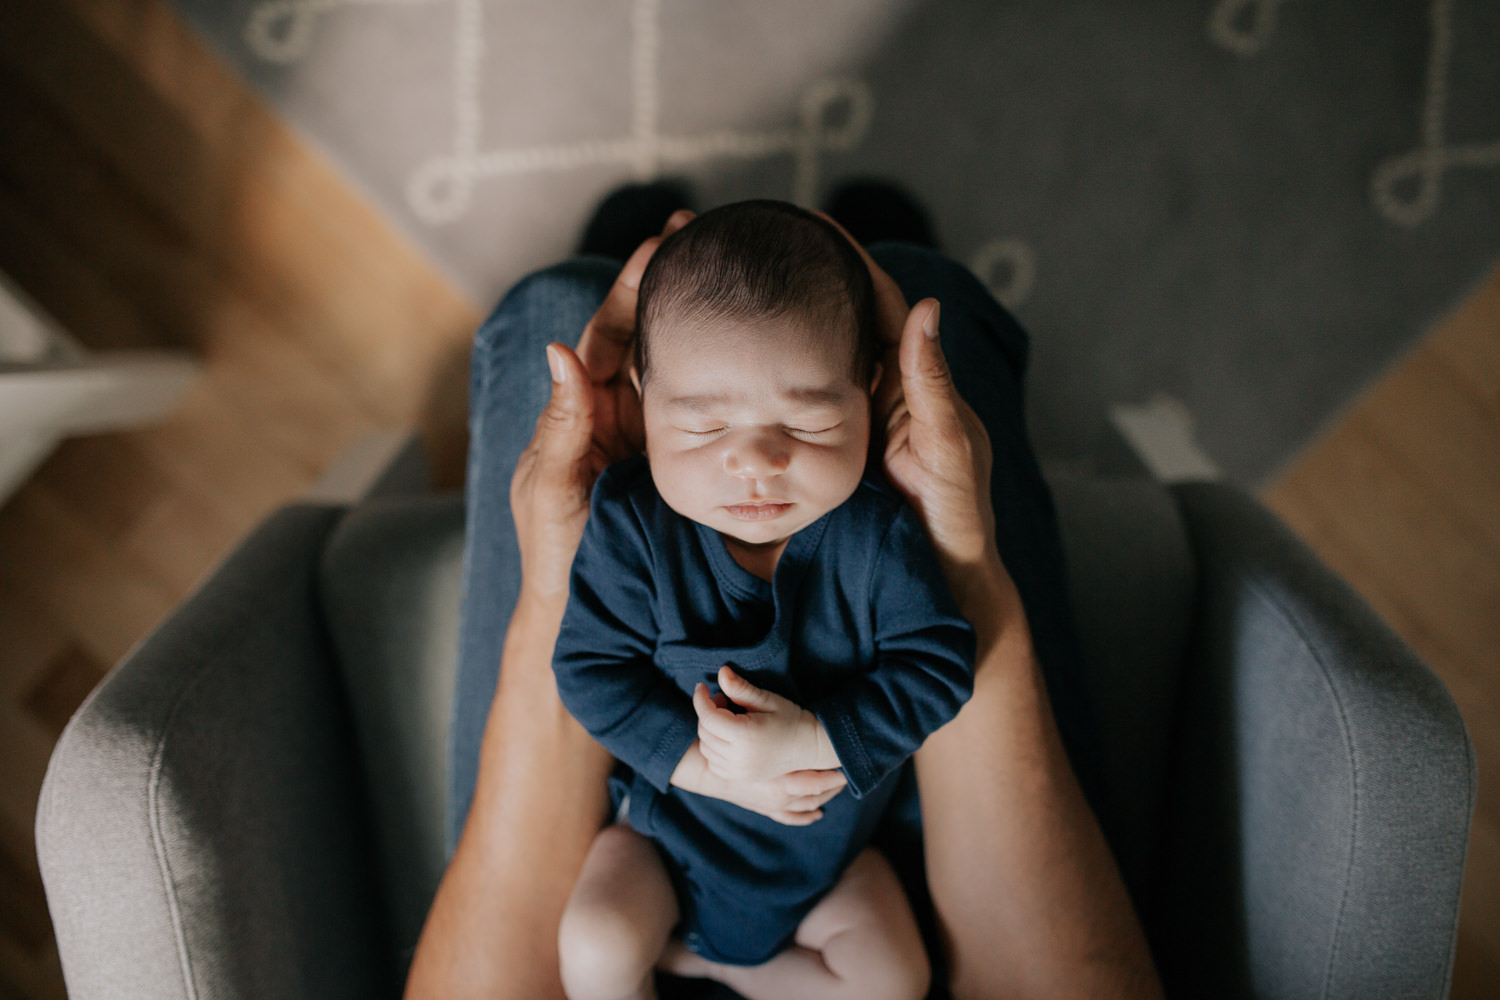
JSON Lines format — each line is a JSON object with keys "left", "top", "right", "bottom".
{"left": 448, "top": 244, "right": 1104, "bottom": 860}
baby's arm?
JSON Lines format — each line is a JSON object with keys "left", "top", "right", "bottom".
{"left": 806, "top": 507, "right": 977, "bottom": 798}
{"left": 693, "top": 508, "right": 974, "bottom": 793}
{"left": 691, "top": 665, "right": 841, "bottom": 783}
{"left": 552, "top": 475, "right": 698, "bottom": 791}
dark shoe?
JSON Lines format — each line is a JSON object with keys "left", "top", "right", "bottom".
{"left": 578, "top": 179, "right": 697, "bottom": 261}
{"left": 822, "top": 178, "right": 938, "bottom": 251}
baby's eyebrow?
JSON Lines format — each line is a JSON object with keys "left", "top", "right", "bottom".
{"left": 664, "top": 386, "right": 851, "bottom": 412}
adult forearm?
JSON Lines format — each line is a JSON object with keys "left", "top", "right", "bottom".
{"left": 405, "top": 592, "right": 614, "bottom": 1000}
{"left": 915, "top": 557, "right": 1161, "bottom": 1000}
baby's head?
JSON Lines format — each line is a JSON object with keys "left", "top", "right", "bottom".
{"left": 630, "top": 199, "right": 882, "bottom": 550}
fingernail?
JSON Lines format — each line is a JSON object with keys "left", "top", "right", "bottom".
{"left": 546, "top": 344, "right": 565, "bottom": 383}
{"left": 922, "top": 301, "right": 941, "bottom": 340}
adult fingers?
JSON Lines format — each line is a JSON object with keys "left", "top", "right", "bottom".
{"left": 576, "top": 237, "right": 660, "bottom": 382}
{"left": 574, "top": 209, "right": 695, "bottom": 382}
{"left": 533, "top": 343, "right": 596, "bottom": 467}
{"left": 898, "top": 299, "right": 962, "bottom": 430}
{"left": 662, "top": 208, "right": 695, "bottom": 236}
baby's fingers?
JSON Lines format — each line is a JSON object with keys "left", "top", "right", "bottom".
{"left": 692, "top": 683, "right": 734, "bottom": 729}
{"left": 697, "top": 724, "right": 732, "bottom": 756}
{"left": 693, "top": 692, "right": 743, "bottom": 742}
{"left": 780, "top": 769, "right": 847, "bottom": 797}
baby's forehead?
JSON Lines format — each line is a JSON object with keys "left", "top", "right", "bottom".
{"left": 649, "top": 311, "right": 856, "bottom": 369}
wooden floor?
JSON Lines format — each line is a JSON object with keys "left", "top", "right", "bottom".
{"left": 0, "top": 2, "right": 477, "bottom": 996}
{"left": 0, "top": 1, "right": 1493, "bottom": 997}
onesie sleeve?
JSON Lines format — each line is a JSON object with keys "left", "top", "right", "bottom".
{"left": 808, "top": 506, "right": 976, "bottom": 797}
{"left": 552, "top": 470, "right": 698, "bottom": 793}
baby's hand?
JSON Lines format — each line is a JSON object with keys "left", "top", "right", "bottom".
{"left": 693, "top": 666, "right": 841, "bottom": 782}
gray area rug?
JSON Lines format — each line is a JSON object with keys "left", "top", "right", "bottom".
{"left": 172, "top": 0, "right": 1498, "bottom": 486}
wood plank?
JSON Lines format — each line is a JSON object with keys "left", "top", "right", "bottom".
{"left": 1352, "top": 345, "right": 1500, "bottom": 553}
{"left": 1264, "top": 419, "right": 1500, "bottom": 693}
{"left": 0, "top": 179, "right": 158, "bottom": 353}
{"left": 63, "top": 0, "right": 481, "bottom": 420}
{"left": 124, "top": 378, "right": 321, "bottom": 526}
{"left": 0, "top": 482, "right": 179, "bottom": 666}
{"left": 0, "top": 1, "right": 482, "bottom": 992}
{"left": 1451, "top": 815, "right": 1500, "bottom": 995}
{"left": 1427, "top": 264, "right": 1500, "bottom": 410}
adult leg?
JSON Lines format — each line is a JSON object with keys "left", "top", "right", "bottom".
{"left": 659, "top": 848, "right": 928, "bottom": 1000}
{"left": 867, "top": 242, "right": 1106, "bottom": 823}
{"left": 868, "top": 244, "right": 1157, "bottom": 999}
{"left": 449, "top": 256, "right": 622, "bottom": 849}
{"left": 558, "top": 826, "right": 681, "bottom": 1000}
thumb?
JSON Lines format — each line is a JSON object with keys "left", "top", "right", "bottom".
{"left": 537, "top": 343, "right": 595, "bottom": 464}
{"left": 899, "top": 300, "right": 958, "bottom": 428}
{"left": 718, "top": 665, "right": 777, "bottom": 712}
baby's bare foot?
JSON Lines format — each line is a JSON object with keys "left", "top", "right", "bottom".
{"left": 657, "top": 938, "right": 714, "bottom": 980}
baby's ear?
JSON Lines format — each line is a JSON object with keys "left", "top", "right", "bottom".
{"left": 629, "top": 362, "right": 642, "bottom": 395}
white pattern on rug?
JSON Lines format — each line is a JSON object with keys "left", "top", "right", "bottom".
{"left": 1209, "top": 0, "right": 1500, "bottom": 226}
{"left": 244, "top": 0, "right": 1038, "bottom": 305}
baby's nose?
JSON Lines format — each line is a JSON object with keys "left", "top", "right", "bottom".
{"left": 724, "top": 431, "right": 789, "bottom": 478}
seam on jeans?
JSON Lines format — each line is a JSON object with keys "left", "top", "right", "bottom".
{"left": 1238, "top": 573, "right": 1357, "bottom": 1000}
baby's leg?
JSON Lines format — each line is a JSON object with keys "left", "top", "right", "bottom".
{"left": 659, "top": 847, "right": 929, "bottom": 1000}
{"left": 558, "top": 824, "right": 680, "bottom": 1000}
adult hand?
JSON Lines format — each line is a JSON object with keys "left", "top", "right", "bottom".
{"left": 817, "top": 214, "right": 996, "bottom": 570}
{"left": 510, "top": 210, "right": 694, "bottom": 603}
{"left": 880, "top": 300, "right": 996, "bottom": 569}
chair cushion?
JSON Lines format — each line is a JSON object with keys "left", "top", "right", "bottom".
{"left": 1050, "top": 475, "right": 1196, "bottom": 907}
{"left": 320, "top": 494, "right": 466, "bottom": 957}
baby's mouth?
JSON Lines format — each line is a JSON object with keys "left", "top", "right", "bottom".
{"left": 725, "top": 501, "right": 792, "bottom": 521}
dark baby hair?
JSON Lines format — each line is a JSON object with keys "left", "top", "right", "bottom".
{"left": 634, "top": 199, "right": 878, "bottom": 387}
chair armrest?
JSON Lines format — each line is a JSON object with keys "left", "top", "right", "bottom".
{"left": 1158, "top": 482, "right": 1475, "bottom": 999}
{"left": 320, "top": 493, "right": 465, "bottom": 957}
{"left": 36, "top": 504, "right": 395, "bottom": 1000}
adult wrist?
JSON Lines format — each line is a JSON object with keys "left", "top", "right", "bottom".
{"left": 938, "top": 549, "right": 1009, "bottom": 617}
{"left": 513, "top": 583, "right": 569, "bottom": 632}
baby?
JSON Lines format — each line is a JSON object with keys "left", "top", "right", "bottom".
{"left": 552, "top": 200, "right": 975, "bottom": 1000}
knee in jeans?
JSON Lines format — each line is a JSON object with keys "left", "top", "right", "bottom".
{"left": 495, "top": 259, "right": 614, "bottom": 319}
{"left": 557, "top": 900, "right": 659, "bottom": 1000}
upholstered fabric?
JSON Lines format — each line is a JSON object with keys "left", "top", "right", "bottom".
{"left": 36, "top": 505, "right": 394, "bottom": 1000}
{"left": 1157, "top": 483, "right": 1474, "bottom": 999}
{"left": 320, "top": 494, "right": 465, "bottom": 957}
{"left": 37, "top": 479, "right": 1474, "bottom": 999}
{"left": 1051, "top": 476, "right": 1197, "bottom": 910}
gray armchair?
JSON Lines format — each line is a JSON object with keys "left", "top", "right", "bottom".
{"left": 36, "top": 477, "right": 1475, "bottom": 999}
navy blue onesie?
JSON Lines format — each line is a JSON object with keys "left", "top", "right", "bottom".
{"left": 553, "top": 454, "right": 975, "bottom": 965}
